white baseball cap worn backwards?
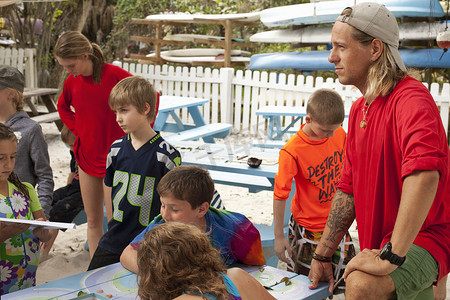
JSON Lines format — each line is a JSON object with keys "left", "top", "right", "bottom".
{"left": 336, "top": 2, "right": 407, "bottom": 72}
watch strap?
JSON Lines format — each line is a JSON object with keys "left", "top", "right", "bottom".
{"left": 380, "top": 242, "right": 406, "bottom": 266}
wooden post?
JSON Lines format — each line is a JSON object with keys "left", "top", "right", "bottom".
{"left": 155, "top": 23, "right": 162, "bottom": 62}
{"left": 224, "top": 19, "right": 232, "bottom": 68}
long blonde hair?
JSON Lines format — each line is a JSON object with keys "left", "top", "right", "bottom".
{"left": 341, "top": 7, "right": 408, "bottom": 102}
{"left": 137, "top": 222, "right": 230, "bottom": 300}
{"left": 54, "top": 31, "right": 105, "bottom": 84}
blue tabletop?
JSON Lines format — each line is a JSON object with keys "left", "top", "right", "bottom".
{"left": 4, "top": 263, "right": 330, "bottom": 299}
{"left": 159, "top": 95, "right": 209, "bottom": 112}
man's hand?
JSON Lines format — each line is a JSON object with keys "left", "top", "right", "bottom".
{"left": 343, "top": 249, "right": 397, "bottom": 279}
{"left": 274, "top": 235, "right": 292, "bottom": 264}
{"left": 309, "top": 258, "right": 335, "bottom": 294}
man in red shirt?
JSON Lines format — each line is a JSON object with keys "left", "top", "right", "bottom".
{"left": 308, "top": 2, "right": 449, "bottom": 299}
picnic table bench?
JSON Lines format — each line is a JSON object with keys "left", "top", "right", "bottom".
{"left": 24, "top": 88, "right": 63, "bottom": 130}
{"left": 208, "top": 169, "right": 272, "bottom": 193}
{"left": 30, "top": 111, "right": 61, "bottom": 123}
{"left": 155, "top": 95, "right": 232, "bottom": 143}
{"left": 163, "top": 122, "right": 232, "bottom": 143}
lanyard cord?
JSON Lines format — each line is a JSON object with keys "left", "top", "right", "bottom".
{"left": 5, "top": 196, "right": 29, "bottom": 268}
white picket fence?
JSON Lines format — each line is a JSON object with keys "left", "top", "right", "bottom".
{"left": 116, "top": 62, "right": 450, "bottom": 142}
{"left": 0, "top": 48, "right": 447, "bottom": 141}
{"left": 0, "top": 48, "right": 37, "bottom": 88}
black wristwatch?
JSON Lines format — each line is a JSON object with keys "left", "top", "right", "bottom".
{"left": 379, "top": 242, "right": 406, "bottom": 266}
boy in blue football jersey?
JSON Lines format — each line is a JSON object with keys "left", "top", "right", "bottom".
{"left": 87, "top": 76, "right": 181, "bottom": 270}
{"left": 88, "top": 76, "right": 225, "bottom": 270}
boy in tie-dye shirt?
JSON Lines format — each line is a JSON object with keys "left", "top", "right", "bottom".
{"left": 120, "top": 165, "right": 265, "bottom": 273}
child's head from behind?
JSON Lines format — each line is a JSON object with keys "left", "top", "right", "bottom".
{"left": 137, "top": 222, "right": 228, "bottom": 300}
{"left": 60, "top": 125, "right": 76, "bottom": 151}
{"left": 0, "top": 65, "right": 25, "bottom": 111}
{"left": 304, "top": 88, "right": 345, "bottom": 139}
{"left": 157, "top": 166, "right": 214, "bottom": 223}
{"left": 109, "top": 76, "right": 157, "bottom": 123}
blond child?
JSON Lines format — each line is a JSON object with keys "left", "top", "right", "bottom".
{"left": 273, "top": 89, "right": 355, "bottom": 292}
{"left": 87, "top": 76, "right": 180, "bottom": 270}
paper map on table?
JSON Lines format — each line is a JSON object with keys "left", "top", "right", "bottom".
{"left": 239, "top": 265, "right": 331, "bottom": 300}
{"left": 268, "top": 274, "right": 331, "bottom": 300}
{"left": 243, "top": 265, "right": 297, "bottom": 287}
{"left": 0, "top": 217, "right": 76, "bottom": 230}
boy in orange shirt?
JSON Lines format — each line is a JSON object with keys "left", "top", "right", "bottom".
{"left": 273, "top": 88, "right": 355, "bottom": 293}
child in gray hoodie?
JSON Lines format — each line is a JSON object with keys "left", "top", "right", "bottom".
{"left": 0, "top": 65, "right": 54, "bottom": 217}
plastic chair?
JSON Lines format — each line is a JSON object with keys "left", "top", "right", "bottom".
{"left": 254, "top": 182, "right": 295, "bottom": 267}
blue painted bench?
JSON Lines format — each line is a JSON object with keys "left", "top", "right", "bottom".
{"left": 208, "top": 170, "right": 272, "bottom": 193}
{"left": 251, "top": 139, "right": 286, "bottom": 149}
{"left": 164, "top": 123, "right": 232, "bottom": 143}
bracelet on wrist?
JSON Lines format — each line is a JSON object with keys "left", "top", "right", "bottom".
{"left": 312, "top": 253, "right": 332, "bottom": 263}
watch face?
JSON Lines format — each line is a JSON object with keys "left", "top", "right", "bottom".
{"left": 380, "top": 242, "right": 391, "bottom": 259}
{"left": 379, "top": 242, "right": 405, "bottom": 266}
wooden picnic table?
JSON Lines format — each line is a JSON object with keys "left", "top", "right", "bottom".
{"left": 23, "top": 87, "right": 63, "bottom": 130}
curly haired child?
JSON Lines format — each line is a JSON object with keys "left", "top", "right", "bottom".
{"left": 137, "top": 222, "right": 275, "bottom": 300}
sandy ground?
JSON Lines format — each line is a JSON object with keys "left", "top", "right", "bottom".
{"left": 35, "top": 122, "right": 448, "bottom": 300}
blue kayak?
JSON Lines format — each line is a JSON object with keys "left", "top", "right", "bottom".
{"left": 249, "top": 49, "right": 450, "bottom": 71}
{"left": 261, "top": 0, "right": 445, "bottom": 27}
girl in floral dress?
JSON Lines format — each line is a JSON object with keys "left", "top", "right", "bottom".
{"left": 0, "top": 123, "right": 51, "bottom": 295}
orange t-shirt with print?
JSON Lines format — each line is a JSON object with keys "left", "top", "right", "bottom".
{"left": 274, "top": 124, "right": 346, "bottom": 231}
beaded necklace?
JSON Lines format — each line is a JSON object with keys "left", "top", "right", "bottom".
{"left": 360, "top": 101, "right": 372, "bottom": 129}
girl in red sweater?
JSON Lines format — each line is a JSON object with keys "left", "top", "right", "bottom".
{"left": 55, "top": 31, "right": 132, "bottom": 256}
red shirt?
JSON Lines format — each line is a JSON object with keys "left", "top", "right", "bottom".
{"left": 57, "top": 64, "right": 132, "bottom": 177}
{"left": 337, "top": 77, "right": 450, "bottom": 281}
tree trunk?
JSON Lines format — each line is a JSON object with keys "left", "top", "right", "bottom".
{"left": 72, "top": 0, "right": 92, "bottom": 32}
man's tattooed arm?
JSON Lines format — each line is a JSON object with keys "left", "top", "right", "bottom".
{"left": 322, "top": 189, "right": 356, "bottom": 251}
